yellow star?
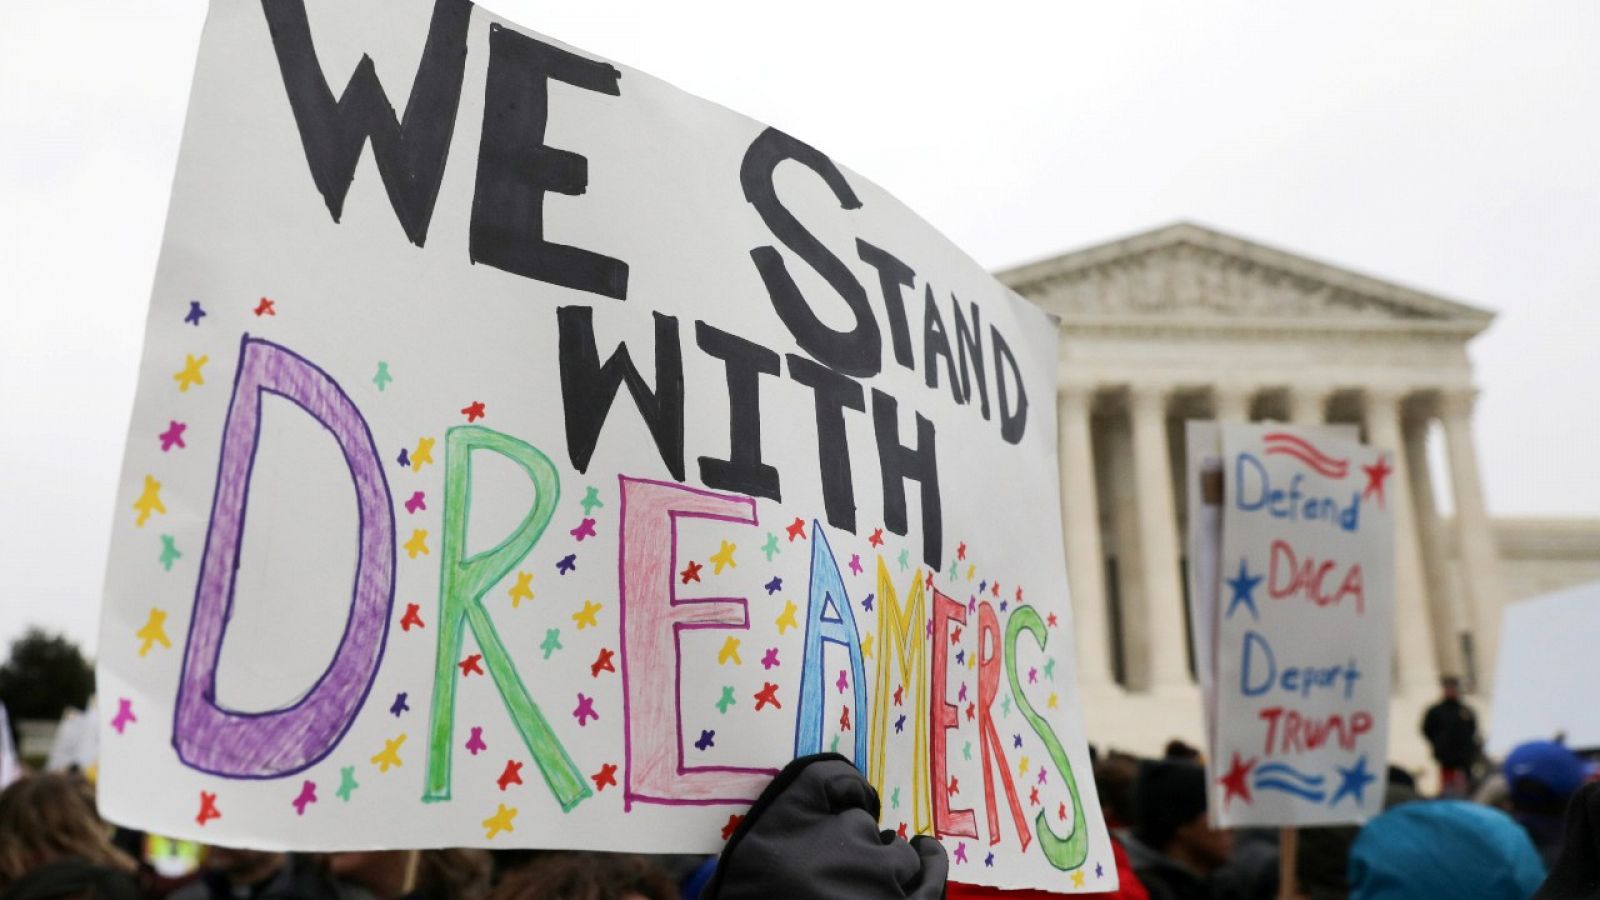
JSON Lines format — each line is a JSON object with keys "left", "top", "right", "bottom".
{"left": 717, "top": 635, "right": 742, "bottom": 666}
{"left": 404, "top": 530, "right": 429, "bottom": 559}
{"left": 1019, "top": 756, "right": 1030, "bottom": 775}
{"left": 775, "top": 600, "right": 798, "bottom": 635}
{"left": 507, "top": 571, "right": 533, "bottom": 607}
{"left": 173, "top": 354, "right": 208, "bottom": 392}
{"left": 411, "top": 437, "right": 435, "bottom": 471}
{"left": 132, "top": 475, "right": 166, "bottom": 526}
{"left": 1047, "top": 693, "right": 1058, "bottom": 710}
{"left": 968, "top": 654, "right": 977, "bottom": 670}
{"left": 371, "top": 734, "right": 406, "bottom": 772}
{"left": 709, "top": 540, "right": 737, "bottom": 574}
{"left": 966, "top": 564, "right": 976, "bottom": 581}
{"left": 135, "top": 608, "right": 171, "bottom": 657}
{"left": 483, "top": 803, "right": 517, "bottom": 840}
{"left": 861, "top": 634, "right": 875, "bottom": 660}
{"left": 572, "top": 600, "right": 601, "bottom": 630}
{"left": 1071, "top": 870, "right": 1085, "bottom": 889}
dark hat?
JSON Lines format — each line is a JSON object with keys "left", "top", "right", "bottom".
{"left": 1133, "top": 759, "right": 1208, "bottom": 850}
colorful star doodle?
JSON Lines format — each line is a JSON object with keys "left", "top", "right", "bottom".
{"left": 761, "top": 648, "right": 780, "bottom": 669}
{"left": 591, "top": 648, "right": 615, "bottom": 677}
{"left": 196, "top": 792, "right": 220, "bottom": 826}
{"left": 1330, "top": 755, "right": 1376, "bottom": 806}
{"left": 861, "top": 634, "right": 875, "bottom": 659}
{"left": 761, "top": 532, "right": 780, "bottom": 561}
{"left": 371, "top": 735, "right": 406, "bottom": 772}
{"left": 465, "top": 727, "right": 487, "bottom": 756}
{"left": 397, "top": 448, "right": 410, "bottom": 468}
{"left": 573, "top": 693, "right": 598, "bottom": 726}
{"left": 869, "top": 528, "right": 884, "bottom": 548}
{"left": 411, "top": 437, "right": 434, "bottom": 470}
{"left": 389, "top": 693, "right": 409, "bottom": 717}
{"left": 680, "top": 560, "right": 702, "bottom": 583}
{"left": 291, "top": 780, "right": 317, "bottom": 816}
{"left": 110, "top": 698, "right": 136, "bottom": 734}
{"left": 898, "top": 548, "right": 910, "bottom": 570}
{"left": 753, "top": 682, "right": 781, "bottom": 710}
{"left": 1044, "top": 658, "right": 1057, "bottom": 680}
{"left": 775, "top": 600, "right": 798, "bottom": 634}
{"left": 508, "top": 572, "right": 534, "bottom": 607}
{"left": 373, "top": 361, "right": 391, "bottom": 391}
{"left": 1363, "top": 454, "right": 1392, "bottom": 507}
{"left": 403, "top": 530, "right": 429, "bottom": 558}
{"left": 695, "top": 730, "right": 715, "bottom": 751}
{"left": 400, "top": 603, "right": 425, "bottom": 631}
{"left": 570, "top": 518, "right": 597, "bottom": 541}
{"left": 135, "top": 608, "right": 171, "bottom": 657}
{"left": 716, "top": 686, "right": 736, "bottom": 713}
{"left": 404, "top": 491, "right": 426, "bottom": 514}
{"left": 1225, "top": 558, "right": 1262, "bottom": 621}
{"left": 709, "top": 540, "right": 737, "bottom": 574}
{"left": 556, "top": 554, "right": 577, "bottom": 574}
{"left": 835, "top": 669, "right": 849, "bottom": 693}
{"left": 497, "top": 760, "right": 523, "bottom": 791}
{"left": 785, "top": 518, "right": 807, "bottom": 541}
{"left": 459, "top": 654, "right": 484, "bottom": 676}
{"left": 592, "top": 763, "right": 618, "bottom": 791}
{"left": 173, "top": 354, "right": 207, "bottom": 392}
{"left": 579, "top": 486, "right": 604, "bottom": 516}
{"left": 336, "top": 766, "right": 358, "bottom": 801}
{"left": 158, "top": 420, "right": 187, "bottom": 451}
{"left": 253, "top": 297, "right": 276, "bottom": 316}
{"left": 1218, "top": 753, "right": 1255, "bottom": 806}
{"left": 460, "top": 400, "right": 486, "bottom": 422}
{"left": 717, "top": 636, "right": 742, "bottom": 665}
{"left": 1071, "top": 871, "right": 1086, "bottom": 889}
{"left": 133, "top": 476, "right": 166, "bottom": 526}
{"left": 158, "top": 535, "right": 181, "bottom": 571}
{"left": 862, "top": 593, "right": 875, "bottom": 611}
{"left": 482, "top": 804, "right": 517, "bottom": 839}
{"left": 850, "top": 554, "right": 864, "bottom": 576}
{"left": 764, "top": 577, "right": 782, "bottom": 594}
{"left": 721, "top": 815, "right": 743, "bottom": 841}
{"left": 184, "top": 300, "right": 206, "bottom": 325}
{"left": 572, "top": 601, "right": 601, "bottom": 630}
{"left": 891, "top": 787, "right": 901, "bottom": 808}
{"left": 953, "top": 842, "right": 967, "bottom": 864}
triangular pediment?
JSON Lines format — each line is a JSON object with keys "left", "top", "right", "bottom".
{"left": 996, "top": 223, "right": 1494, "bottom": 334}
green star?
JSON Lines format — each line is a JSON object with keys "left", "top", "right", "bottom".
{"left": 540, "top": 628, "right": 562, "bottom": 659}
{"left": 962, "top": 740, "right": 972, "bottom": 761}
{"left": 372, "top": 361, "right": 392, "bottom": 391}
{"left": 948, "top": 557, "right": 959, "bottom": 582}
{"left": 898, "top": 548, "right": 910, "bottom": 571}
{"left": 1044, "top": 658, "right": 1057, "bottom": 681}
{"left": 716, "top": 686, "right": 736, "bottom": 714}
{"left": 891, "top": 787, "right": 901, "bottom": 809}
{"left": 830, "top": 734, "right": 841, "bottom": 753}
{"left": 1001, "top": 694, "right": 1012, "bottom": 717}
{"left": 158, "top": 535, "right": 181, "bottom": 571}
{"left": 580, "top": 486, "right": 604, "bottom": 517}
{"left": 761, "top": 532, "right": 780, "bottom": 562}
{"left": 336, "top": 765, "right": 358, "bottom": 802}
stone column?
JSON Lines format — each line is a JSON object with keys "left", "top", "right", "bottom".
{"left": 1439, "top": 390, "right": 1507, "bottom": 693}
{"left": 1213, "top": 384, "right": 1252, "bottom": 424}
{"left": 1364, "top": 388, "right": 1441, "bottom": 697}
{"left": 1128, "top": 384, "right": 1190, "bottom": 691}
{"left": 1403, "top": 411, "right": 1464, "bottom": 677}
{"left": 1058, "top": 385, "right": 1116, "bottom": 690}
{"left": 1288, "top": 385, "right": 1330, "bottom": 426}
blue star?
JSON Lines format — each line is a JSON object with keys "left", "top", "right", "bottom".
{"left": 895, "top": 714, "right": 906, "bottom": 733}
{"left": 984, "top": 852, "right": 994, "bottom": 868}
{"left": 1329, "top": 755, "right": 1376, "bottom": 807}
{"left": 184, "top": 300, "right": 206, "bottom": 326}
{"left": 863, "top": 593, "right": 875, "bottom": 612}
{"left": 1095, "top": 862, "right": 1104, "bottom": 878}
{"left": 955, "top": 649, "right": 965, "bottom": 665}
{"left": 979, "top": 580, "right": 987, "bottom": 593}
{"left": 557, "top": 554, "right": 577, "bottom": 575}
{"left": 397, "top": 448, "right": 410, "bottom": 468}
{"left": 1225, "top": 558, "right": 1262, "bottom": 621}
{"left": 1013, "top": 733, "right": 1023, "bottom": 749}
{"left": 694, "top": 729, "right": 715, "bottom": 751}
{"left": 765, "top": 577, "right": 782, "bottom": 595}
{"left": 389, "top": 692, "right": 409, "bottom": 717}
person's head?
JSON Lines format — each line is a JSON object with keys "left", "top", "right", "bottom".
{"left": 1440, "top": 676, "right": 1461, "bottom": 701}
{"left": 1504, "top": 739, "right": 1593, "bottom": 817}
{"left": 1093, "top": 750, "right": 1141, "bottom": 829}
{"left": 487, "top": 852, "right": 676, "bottom": 900}
{"left": 1348, "top": 801, "right": 1544, "bottom": 899}
{"left": 0, "top": 773, "right": 136, "bottom": 890}
{"left": 0, "top": 857, "right": 142, "bottom": 900}
{"left": 1133, "top": 760, "right": 1232, "bottom": 873}
{"left": 1163, "top": 740, "right": 1202, "bottom": 763}
{"left": 201, "top": 846, "right": 286, "bottom": 887}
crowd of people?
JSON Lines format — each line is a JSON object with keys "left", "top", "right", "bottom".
{"left": 2, "top": 679, "right": 1597, "bottom": 900}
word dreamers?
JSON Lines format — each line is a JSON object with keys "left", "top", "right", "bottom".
{"left": 169, "top": 337, "right": 1087, "bottom": 870}
{"left": 1238, "top": 631, "right": 1364, "bottom": 701}
{"left": 1234, "top": 453, "right": 1360, "bottom": 532}
{"left": 259, "top": 0, "right": 1034, "bottom": 569}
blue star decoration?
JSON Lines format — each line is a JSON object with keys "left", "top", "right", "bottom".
{"left": 695, "top": 729, "right": 715, "bottom": 751}
{"left": 389, "top": 692, "right": 409, "bottom": 717}
{"left": 984, "top": 852, "right": 994, "bottom": 868}
{"left": 397, "top": 448, "right": 410, "bottom": 468}
{"left": 1329, "top": 755, "right": 1376, "bottom": 807}
{"left": 765, "top": 577, "right": 782, "bottom": 595}
{"left": 895, "top": 714, "right": 907, "bottom": 733}
{"left": 184, "top": 300, "right": 206, "bottom": 326}
{"left": 557, "top": 554, "right": 577, "bottom": 575}
{"left": 863, "top": 593, "right": 875, "bottom": 612}
{"left": 1225, "top": 558, "right": 1262, "bottom": 621}
{"left": 1013, "top": 733, "right": 1023, "bottom": 749}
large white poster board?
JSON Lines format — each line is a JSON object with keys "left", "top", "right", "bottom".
{"left": 95, "top": 0, "right": 1111, "bottom": 890}
{"left": 1206, "top": 424, "right": 1395, "bottom": 828}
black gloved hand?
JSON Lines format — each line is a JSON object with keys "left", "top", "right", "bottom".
{"left": 704, "top": 753, "right": 947, "bottom": 900}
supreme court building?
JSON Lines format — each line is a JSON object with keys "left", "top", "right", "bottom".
{"left": 996, "top": 223, "right": 1600, "bottom": 768}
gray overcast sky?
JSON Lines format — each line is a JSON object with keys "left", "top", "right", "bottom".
{"left": 3, "top": 1, "right": 1597, "bottom": 656}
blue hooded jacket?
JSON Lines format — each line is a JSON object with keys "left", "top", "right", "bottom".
{"left": 1349, "top": 801, "right": 1545, "bottom": 899}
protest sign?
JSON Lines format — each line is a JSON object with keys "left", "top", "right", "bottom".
{"left": 1198, "top": 424, "right": 1393, "bottom": 828}
{"left": 0, "top": 703, "right": 20, "bottom": 789}
{"left": 95, "top": 0, "right": 1110, "bottom": 889}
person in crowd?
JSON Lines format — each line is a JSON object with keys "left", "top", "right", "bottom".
{"left": 0, "top": 773, "right": 140, "bottom": 897}
{"left": 487, "top": 853, "right": 678, "bottom": 900}
{"left": 1295, "top": 766, "right": 1420, "bottom": 899}
{"left": 1163, "top": 742, "right": 1202, "bottom": 764}
{"left": 326, "top": 850, "right": 493, "bottom": 900}
{"left": 1533, "top": 780, "right": 1600, "bottom": 898}
{"left": 1123, "top": 760, "right": 1233, "bottom": 900}
{"left": 1504, "top": 739, "right": 1597, "bottom": 869}
{"left": 704, "top": 753, "right": 946, "bottom": 899}
{"left": 1348, "top": 800, "right": 1544, "bottom": 899}
{"left": 168, "top": 848, "right": 346, "bottom": 900}
{"left": 1420, "top": 676, "right": 1480, "bottom": 796}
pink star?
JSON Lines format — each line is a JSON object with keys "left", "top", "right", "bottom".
{"left": 110, "top": 698, "right": 136, "bottom": 734}
{"left": 848, "top": 553, "right": 863, "bottom": 576}
{"left": 573, "top": 693, "right": 598, "bottom": 726}
{"left": 404, "top": 491, "right": 426, "bottom": 514}
{"left": 570, "top": 518, "right": 597, "bottom": 541}
{"left": 158, "top": 420, "right": 187, "bottom": 451}
{"left": 465, "top": 726, "right": 487, "bottom": 756}
{"left": 291, "top": 780, "right": 317, "bottom": 816}
{"left": 762, "top": 647, "right": 780, "bottom": 669}
{"left": 836, "top": 669, "right": 849, "bottom": 693}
